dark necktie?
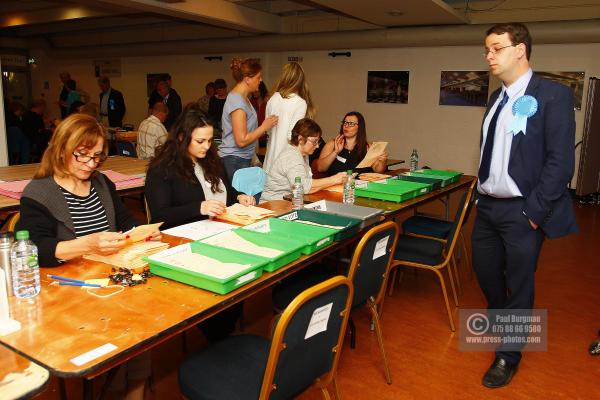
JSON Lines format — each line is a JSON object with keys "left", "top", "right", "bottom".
{"left": 478, "top": 92, "right": 509, "bottom": 184}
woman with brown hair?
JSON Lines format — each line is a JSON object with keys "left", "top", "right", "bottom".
{"left": 145, "top": 108, "right": 255, "bottom": 230}
{"left": 218, "top": 58, "right": 278, "bottom": 181}
{"left": 260, "top": 118, "right": 345, "bottom": 202}
{"left": 17, "top": 113, "right": 157, "bottom": 267}
{"left": 262, "top": 62, "right": 315, "bottom": 173}
{"left": 317, "top": 111, "right": 388, "bottom": 176}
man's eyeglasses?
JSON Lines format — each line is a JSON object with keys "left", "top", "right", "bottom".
{"left": 306, "top": 137, "right": 320, "bottom": 146}
{"left": 483, "top": 44, "right": 516, "bottom": 57}
{"left": 342, "top": 121, "right": 359, "bottom": 127}
{"left": 72, "top": 151, "right": 108, "bottom": 164}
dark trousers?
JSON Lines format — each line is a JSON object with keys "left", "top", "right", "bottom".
{"left": 221, "top": 155, "right": 251, "bottom": 184}
{"left": 471, "top": 195, "right": 545, "bottom": 365}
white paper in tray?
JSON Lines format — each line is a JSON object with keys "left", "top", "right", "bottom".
{"left": 202, "top": 231, "right": 283, "bottom": 258}
{"left": 162, "top": 219, "right": 236, "bottom": 240}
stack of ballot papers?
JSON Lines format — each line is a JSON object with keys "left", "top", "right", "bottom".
{"left": 202, "top": 230, "right": 283, "bottom": 258}
{"left": 100, "top": 170, "right": 145, "bottom": 189}
{"left": 162, "top": 219, "right": 235, "bottom": 241}
{"left": 84, "top": 240, "right": 169, "bottom": 269}
{"left": 358, "top": 172, "right": 392, "bottom": 182}
{"left": 0, "top": 179, "right": 30, "bottom": 199}
{"left": 356, "top": 141, "right": 388, "bottom": 168}
{"left": 218, "top": 203, "right": 275, "bottom": 225}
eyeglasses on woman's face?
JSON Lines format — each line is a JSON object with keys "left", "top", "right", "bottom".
{"left": 72, "top": 151, "right": 107, "bottom": 164}
{"left": 341, "top": 120, "right": 359, "bottom": 127}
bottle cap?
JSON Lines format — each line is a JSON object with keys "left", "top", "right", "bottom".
{"left": 15, "top": 230, "right": 29, "bottom": 240}
{"left": 294, "top": 177, "right": 301, "bottom": 183}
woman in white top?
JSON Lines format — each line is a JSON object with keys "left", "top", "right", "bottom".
{"left": 261, "top": 118, "right": 345, "bottom": 202}
{"left": 262, "top": 62, "right": 315, "bottom": 172}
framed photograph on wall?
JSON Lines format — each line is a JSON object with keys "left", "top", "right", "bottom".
{"left": 439, "top": 71, "right": 489, "bottom": 107}
{"left": 367, "top": 71, "right": 409, "bottom": 104}
{"left": 535, "top": 71, "right": 585, "bottom": 110}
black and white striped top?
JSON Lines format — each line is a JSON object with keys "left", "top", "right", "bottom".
{"left": 60, "top": 185, "right": 110, "bottom": 238}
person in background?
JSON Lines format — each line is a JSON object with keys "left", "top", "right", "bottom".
{"left": 197, "top": 81, "right": 214, "bottom": 114}
{"left": 219, "top": 58, "right": 278, "bottom": 182}
{"left": 472, "top": 22, "right": 577, "bottom": 389}
{"left": 64, "top": 79, "right": 81, "bottom": 115}
{"left": 58, "top": 71, "right": 70, "bottom": 119}
{"left": 156, "top": 76, "right": 182, "bottom": 131}
{"left": 98, "top": 76, "right": 126, "bottom": 127}
{"left": 22, "top": 98, "right": 51, "bottom": 161}
{"left": 145, "top": 108, "right": 255, "bottom": 230}
{"left": 262, "top": 62, "right": 315, "bottom": 173}
{"left": 6, "top": 102, "right": 30, "bottom": 165}
{"left": 261, "top": 118, "right": 345, "bottom": 202}
{"left": 251, "top": 81, "right": 270, "bottom": 126}
{"left": 317, "top": 111, "right": 388, "bottom": 176}
{"left": 207, "top": 78, "right": 228, "bottom": 133}
{"left": 137, "top": 102, "right": 169, "bottom": 160}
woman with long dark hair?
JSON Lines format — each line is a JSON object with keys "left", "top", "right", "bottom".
{"left": 317, "top": 111, "right": 388, "bottom": 176}
{"left": 145, "top": 108, "right": 255, "bottom": 230}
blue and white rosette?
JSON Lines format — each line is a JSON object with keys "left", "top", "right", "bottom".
{"left": 509, "top": 95, "right": 538, "bottom": 136}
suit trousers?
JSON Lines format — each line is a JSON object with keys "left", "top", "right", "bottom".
{"left": 471, "top": 195, "right": 545, "bottom": 364}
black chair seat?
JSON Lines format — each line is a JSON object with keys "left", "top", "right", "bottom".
{"left": 402, "top": 215, "right": 452, "bottom": 239}
{"left": 178, "top": 334, "right": 270, "bottom": 400}
{"left": 394, "top": 235, "right": 444, "bottom": 266}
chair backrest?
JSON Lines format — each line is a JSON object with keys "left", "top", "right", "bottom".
{"left": 6, "top": 212, "right": 20, "bottom": 232}
{"left": 347, "top": 221, "right": 399, "bottom": 309}
{"left": 443, "top": 178, "right": 476, "bottom": 257}
{"left": 261, "top": 276, "right": 353, "bottom": 400}
{"left": 115, "top": 141, "right": 137, "bottom": 158}
{"left": 232, "top": 167, "right": 266, "bottom": 196}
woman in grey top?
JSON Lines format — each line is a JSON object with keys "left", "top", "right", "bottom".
{"left": 261, "top": 118, "right": 345, "bottom": 202}
{"left": 219, "top": 58, "right": 278, "bottom": 182}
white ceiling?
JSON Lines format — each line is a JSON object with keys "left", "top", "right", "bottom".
{"left": 2, "top": 0, "right": 600, "bottom": 50}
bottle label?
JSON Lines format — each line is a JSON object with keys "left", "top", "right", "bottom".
{"left": 27, "top": 255, "right": 38, "bottom": 268}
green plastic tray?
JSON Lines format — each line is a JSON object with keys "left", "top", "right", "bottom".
{"left": 145, "top": 242, "right": 265, "bottom": 294}
{"left": 200, "top": 228, "right": 305, "bottom": 272}
{"left": 392, "top": 174, "right": 443, "bottom": 190}
{"left": 304, "top": 200, "right": 383, "bottom": 229}
{"left": 278, "top": 209, "right": 362, "bottom": 241}
{"left": 410, "top": 169, "right": 463, "bottom": 186}
{"left": 242, "top": 218, "right": 335, "bottom": 255}
{"left": 355, "top": 180, "right": 430, "bottom": 203}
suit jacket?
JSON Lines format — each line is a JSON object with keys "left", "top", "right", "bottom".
{"left": 100, "top": 88, "right": 126, "bottom": 127}
{"left": 163, "top": 88, "right": 182, "bottom": 131}
{"left": 481, "top": 73, "right": 577, "bottom": 239}
{"left": 145, "top": 161, "right": 240, "bottom": 230}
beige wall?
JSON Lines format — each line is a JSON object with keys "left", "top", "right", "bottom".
{"left": 29, "top": 42, "right": 600, "bottom": 179}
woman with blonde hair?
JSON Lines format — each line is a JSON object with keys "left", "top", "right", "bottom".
{"left": 262, "top": 62, "right": 315, "bottom": 172}
{"left": 219, "top": 57, "right": 278, "bottom": 181}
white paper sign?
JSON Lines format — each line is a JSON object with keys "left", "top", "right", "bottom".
{"left": 279, "top": 211, "right": 298, "bottom": 221}
{"left": 373, "top": 236, "right": 390, "bottom": 260}
{"left": 305, "top": 302, "right": 333, "bottom": 340}
{"left": 70, "top": 343, "right": 117, "bottom": 366}
{"left": 305, "top": 200, "right": 327, "bottom": 211}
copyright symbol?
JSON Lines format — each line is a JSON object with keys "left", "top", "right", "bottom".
{"left": 466, "top": 313, "right": 489, "bottom": 335}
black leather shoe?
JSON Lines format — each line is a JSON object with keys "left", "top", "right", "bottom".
{"left": 482, "top": 357, "right": 518, "bottom": 388}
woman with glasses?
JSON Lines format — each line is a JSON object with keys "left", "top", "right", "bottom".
{"left": 145, "top": 108, "right": 256, "bottom": 230}
{"left": 262, "top": 62, "right": 315, "bottom": 173}
{"left": 261, "top": 118, "right": 345, "bottom": 202}
{"left": 317, "top": 111, "right": 388, "bottom": 176}
{"left": 17, "top": 113, "right": 159, "bottom": 268}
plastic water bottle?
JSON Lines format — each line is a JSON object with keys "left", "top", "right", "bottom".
{"left": 343, "top": 170, "right": 355, "bottom": 204}
{"left": 10, "top": 231, "right": 40, "bottom": 299}
{"left": 410, "top": 149, "right": 419, "bottom": 172}
{"left": 292, "top": 176, "right": 304, "bottom": 210}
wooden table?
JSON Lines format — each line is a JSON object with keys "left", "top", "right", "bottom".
{"left": 113, "top": 131, "right": 138, "bottom": 144}
{"left": 0, "top": 179, "right": 474, "bottom": 398}
{"left": 0, "top": 156, "right": 148, "bottom": 211}
{"left": 0, "top": 346, "right": 49, "bottom": 400}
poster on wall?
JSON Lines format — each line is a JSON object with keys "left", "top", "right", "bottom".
{"left": 535, "top": 71, "right": 585, "bottom": 110}
{"left": 367, "top": 71, "right": 409, "bottom": 104}
{"left": 439, "top": 71, "right": 489, "bottom": 107}
{"left": 94, "top": 59, "right": 121, "bottom": 77}
{"left": 147, "top": 73, "right": 168, "bottom": 97}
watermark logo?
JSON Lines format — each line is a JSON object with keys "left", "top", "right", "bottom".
{"left": 459, "top": 309, "right": 547, "bottom": 352}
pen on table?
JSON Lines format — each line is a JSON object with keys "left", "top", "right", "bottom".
{"left": 47, "top": 274, "right": 87, "bottom": 284}
{"left": 48, "top": 274, "right": 102, "bottom": 287}
{"left": 56, "top": 281, "right": 102, "bottom": 288}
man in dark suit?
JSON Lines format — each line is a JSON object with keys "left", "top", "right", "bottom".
{"left": 472, "top": 22, "right": 577, "bottom": 388}
{"left": 98, "top": 76, "right": 126, "bottom": 127}
{"left": 156, "top": 78, "right": 182, "bottom": 131}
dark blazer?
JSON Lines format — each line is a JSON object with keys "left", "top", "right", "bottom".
{"left": 100, "top": 88, "right": 126, "bottom": 127}
{"left": 163, "top": 88, "right": 182, "bottom": 131}
{"left": 481, "top": 73, "right": 577, "bottom": 239}
{"left": 145, "top": 162, "right": 240, "bottom": 229}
